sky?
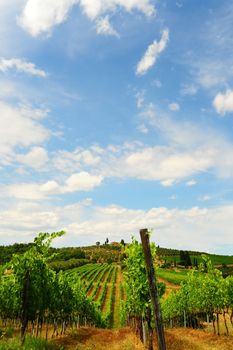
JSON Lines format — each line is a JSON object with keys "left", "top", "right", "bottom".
{"left": 0, "top": 0, "right": 233, "bottom": 254}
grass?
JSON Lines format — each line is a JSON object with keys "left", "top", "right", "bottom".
{"left": 164, "top": 328, "right": 233, "bottom": 350}
{"left": 156, "top": 268, "right": 189, "bottom": 285}
{"left": 0, "top": 336, "right": 60, "bottom": 350}
{"left": 52, "top": 327, "right": 146, "bottom": 350}
{"left": 33, "top": 327, "right": 233, "bottom": 350}
{"left": 1, "top": 326, "right": 233, "bottom": 350}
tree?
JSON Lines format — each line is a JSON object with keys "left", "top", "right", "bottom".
{"left": 120, "top": 239, "right": 125, "bottom": 246}
{"left": 179, "top": 250, "right": 192, "bottom": 267}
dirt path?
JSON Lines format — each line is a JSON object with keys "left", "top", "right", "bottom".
{"left": 52, "top": 327, "right": 233, "bottom": 350}
{"left": 53, "top": 327, "right": 145, "bottom": 350}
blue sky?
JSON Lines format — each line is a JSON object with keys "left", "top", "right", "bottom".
{"left": 0, "top": 0, "right": 233, "bottom": 254}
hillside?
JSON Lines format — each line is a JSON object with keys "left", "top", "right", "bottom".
{"left": 1, "top": 242, "right": 233, "bottom": 267}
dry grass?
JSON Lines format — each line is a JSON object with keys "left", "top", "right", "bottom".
{"left": 163, "top": 328, "right": 233, "bottom": 350}
{"left": 52, "top": 326, "right": 233, "bottom": 350}
{"left": 53, "top": 327, "right": 145, "bottom": 350}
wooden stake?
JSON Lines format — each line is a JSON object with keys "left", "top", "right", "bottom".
{"left": 140, "top": 228, "right": 167, "bottom": 350}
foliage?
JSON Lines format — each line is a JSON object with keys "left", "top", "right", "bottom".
{"left": 0, "top": 336, "right": 60, "bottom": 350}
{"left": 0, "top": 231, "right": 105, "bottom": 335}
{"left": 162, "top": 257, "right": 233, "bottom": 334}
{"left": 49, "top": 258, "right": 89, "bottom": 272}
{"left": 123, "top": 238, "right": 165, "bottom": 318}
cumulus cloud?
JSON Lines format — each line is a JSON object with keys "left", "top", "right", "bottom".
{"left": 136, "top": 29, "right": 169, "bottom": 76}
{"left": 64, "top": 172, "right": 103, "bottom": 192}
{"left": 123, "top": 147, "right": 213, "bottom": 183}
{"left": 16, "top": 147, "right": 49, "bottom": 169}
{"left": 0, "top": 101, "right": 50, "bottom": 166}
{"left": 213, "top": 89, "right": 233, "bottom": 115}
{"left": 79, "top": 0, "right": 155, "bottom": 20}
{"left": 1, "top": 172, "right": 103, "bottom": 200}
{"left": 52, "top": 142, "right": 215, "bottom": 186}
{"left": 19, "top": 0, "right": 155, "bottom": 37}
{"left": 0, "top": 200, "right": 233, "bottom": 254}
{"left": 19, "top": 0, "right": 78, "bottom": 37}
{"left": 52, "top": 101, "right": 233, "bottom": 186}
{"left": 0, "top": 58, "right": 47, "bottom": 77}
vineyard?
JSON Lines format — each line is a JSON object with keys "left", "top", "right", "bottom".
{"left": 66, "top": 263, "right": 124, "bottom": 328}
{"left": 0, "top": 232, "right": 233, "bottom": 350}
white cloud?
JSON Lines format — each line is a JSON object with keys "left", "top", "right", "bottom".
{"left": 168, "top": 102, "right": 180, "bottom": 111}
{"left": 136, "top": 29, "right": 169, "bottom": 76}
{"left": 50, "top": 103, "right": 233, "bottom": 187}
{"left": 213, "top": 89, "right": 233, "bottom": 115}
{"left": 53, "top": 147, "right": 101, "bottom": 174}
{"left": 123, "top": 147, "right": 213, "bottom": 183}
{"left": 96, "top": 16, "right": 119, "bottom": 37}
{"left": 16, "top": 147, "right": 49, "bottom": 169}
{"left": 40, "top": 180, "right": 60, "bottom": 194}
{"left": 186, "top": 179, "right": 197, "bottom": 187}
{"left": 64, "top": 172, "right": 103, "bottom": 192}
{"left": 3, "top": 183, "right": 48, "bottom": 200}
{"left": 19, "top": 0, "right": 78, "bottom": 37}
{"left": 0, "top": 200, "right": 233, "bottom": 254}
{"left": 0, "top": 80, "right": 19, "bottom": 98}
{"left": 53, "top": 142, "right": 215, "bottom": 186}
{"left": 1, "top": 172, "right": 103, "bottom": 200}
{"left": 161, "top": 179, "right": 175, "bottom": 187}
{"left": 79, "top": 0, "right": 155, "bottom": 20}
{"left": 0, "top": 58, "right": 47, "bottom": 77}
{"left": 0, "top": 201, "right": 60, "bottom": 240}
{"left": 19, "top": 0, "right": 155, "bottom": 37}
{"left": 0, "top": 101, "right": 50, "bottom": 166}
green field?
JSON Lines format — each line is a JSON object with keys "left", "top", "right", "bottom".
{"left": 156, "top": 268, "right": 189, "bottom": 285}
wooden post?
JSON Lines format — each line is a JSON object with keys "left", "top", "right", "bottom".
{"left": 140, "top": 228, "right": 167, "bottom": 350}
